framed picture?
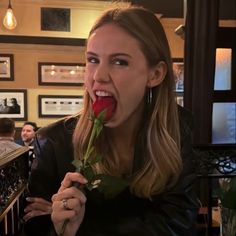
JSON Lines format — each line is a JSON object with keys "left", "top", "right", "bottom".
{"left": 173, "top": 58, "right": 184, "bottom": 92}
{"left": 41, "top": 8, "right": 70, "bottom": 32}
{"left": 0, "top": 54, "right": 14, "bottom": 81}
{"left": 0, "top": 89, "right": 27, "bottom": 120}
{"left": 38, "top": 95, "right": 84, "bottom": 118}
{"left": 38, "top": 62, "right": 85, "bottom": 86}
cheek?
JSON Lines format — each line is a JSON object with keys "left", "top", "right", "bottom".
{"left": 116, "top": 74, "right": 147, "bottom": 106}
{"left": 84, "top": 72, "right": 96, "bottom": 102}
{"left": 84, "top": 68, "right": 92, "bottom": 88}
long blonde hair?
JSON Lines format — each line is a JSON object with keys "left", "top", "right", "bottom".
{"left": 73, "top": 6, "right": 182, "bottom": 199}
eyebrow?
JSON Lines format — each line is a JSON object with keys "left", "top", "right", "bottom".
{"left": 86, "top": 51, "right": 132, "bottom": 58}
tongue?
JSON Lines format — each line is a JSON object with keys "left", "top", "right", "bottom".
{"left": 92, "top": 97, "right": 116, "bottom": 122}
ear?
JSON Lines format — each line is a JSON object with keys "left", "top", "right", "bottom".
{"left": 146, "top": 61, "right": 167, "bottom": 88}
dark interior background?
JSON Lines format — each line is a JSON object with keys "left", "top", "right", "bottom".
{"left": 130, "top": 0, "right": 236, "bottom": 19}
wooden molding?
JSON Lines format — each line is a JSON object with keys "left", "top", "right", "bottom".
{"left": 0, "top": 35, "right": 86, "bottom": 46}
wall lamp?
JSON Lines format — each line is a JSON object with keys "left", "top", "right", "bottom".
{"left": 3, "top": 0, "right": 17, "bottom": 30}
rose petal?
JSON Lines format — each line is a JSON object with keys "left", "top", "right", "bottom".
{"left": 92, "top": 97, "right": 116, "bottom": 122}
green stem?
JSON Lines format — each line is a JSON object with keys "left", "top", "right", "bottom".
{"left": 83, "top": 119, "right": 100, "bottom": 164}
{"left": 59, "top": 118, "right": 103, "bottom": 235}
{"left": 59, "top": 219, "right": 69, "bottom": 236}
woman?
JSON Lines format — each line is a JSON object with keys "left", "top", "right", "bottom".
{"left": 50, "top": 6, "right": 199, "bottom": 236}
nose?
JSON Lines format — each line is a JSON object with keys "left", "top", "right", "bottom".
{"left": 93, "top": 63, "right": 110, "bottom": 83}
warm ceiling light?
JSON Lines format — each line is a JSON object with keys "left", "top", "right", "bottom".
{"left": 3, "top": 0, "right": 17, "bottom": 30}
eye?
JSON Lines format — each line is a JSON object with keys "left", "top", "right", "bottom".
{"left": 87, "top": 56, "right": 99, "bottom": 64}
{"left": 112, "top": 58, "right": 129, "bottom": 66}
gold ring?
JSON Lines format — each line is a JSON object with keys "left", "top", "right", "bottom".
{"left": 62, "top": 199, "right": 70, "bottom": 210}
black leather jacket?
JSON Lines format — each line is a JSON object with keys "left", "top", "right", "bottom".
{"left": 24, "top": 107, "right": 199, "bottom": 236}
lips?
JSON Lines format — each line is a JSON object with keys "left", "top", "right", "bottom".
{"left": 92, "top": 96, "right": 117, "bottom": 122}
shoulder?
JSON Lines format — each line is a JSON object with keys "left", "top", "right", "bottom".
{"left": 15, "top": 139, "right": 24, "bottom": 145}
{"left": 37, "top": 115, "right": 79, "bottom": 139}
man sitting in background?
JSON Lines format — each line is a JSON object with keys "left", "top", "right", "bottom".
{"left": 0, "top": 117, "right": 22, "bottom": 157}
{"left": 16, "top": 121, "right": 39, "bottom": 171}
{"left": 16, "top": 121, "right": 38, "bottom": 147}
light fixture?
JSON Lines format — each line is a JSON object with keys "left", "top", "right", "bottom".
{"left": 175, "top": 25, "right": 185, "bottom": 40}
{"left": 3, "top": 0, "right": 17, "bottom": 30}
{"left": 174, "top": 0, "right": 187, "bottom": 40}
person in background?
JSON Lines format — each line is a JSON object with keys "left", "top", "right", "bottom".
{"left": 8, "top": 97, "right": 21, "bottom": 114}
{"left": 24, "top": 6, "right": 199, "bottom": 236}
{"left": 17, "top": 121, "right": 38, "bottom": 147}
{"left": 16, "top": 121, "right": 39, "bottom": 174}
{"left": 0, "top": 117, "right": 22, "bottom": 157}
{"left": 0, "top": 98, "right": 11, "bottom": 114}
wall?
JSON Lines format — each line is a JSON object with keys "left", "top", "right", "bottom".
{"left": 0, "top": 0, "right": 128, "bottom": 38}
{"left": 0, "top": 43, "right": 86, "bottom": 128}
{"left": 0, "top": 0, "right": 185, "bottom": 128}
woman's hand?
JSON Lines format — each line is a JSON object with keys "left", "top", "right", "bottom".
{"left": 23, "top": 197, "right": 52, "bottom": 222}
{"left": 51, "top": 172, "right": 87, "bottom": 236}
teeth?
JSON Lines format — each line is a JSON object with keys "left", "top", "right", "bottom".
{"left": 95, "top": 90, "right": 112, "bottom": 97}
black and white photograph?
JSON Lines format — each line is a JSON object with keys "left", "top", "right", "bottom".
{"left": 0, "top": 54, "right": 14, "bottom": 81}
{"left": 38, "top": 62, "right": 85, "bottom": 86}
{"left": 173, "top": 58, "right": 184, "bottom": 92}
{"left": 0, "top": 89, "right": 27, "bottom": 120}
{"left": 38, "top": 95, "right": 84, "bottom": 117}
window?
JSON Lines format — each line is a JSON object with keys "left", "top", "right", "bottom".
{"left": 212, "top": 102, "right": 236, "bottom": 144}
{"left": 212, "top": 28, "right": 236, "bottom": 144}
{"left": 214, "top": 48, "right": 232, "bottom": 90}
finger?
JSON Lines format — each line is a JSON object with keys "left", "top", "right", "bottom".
{"left": 52, "top": 186, "right": 86, "bottom": 204}
{"left": 52, "top": 200, "right": 78, "bottom": 220}
{"left": 51, "top": 209, "right": 77, "bottom": 224}
{"left": 61, "top": 198, "right": 84, "bottom": 213}
{"left": 26, "top": 197, "right": 52, "bottom": 205}
{"left": 24, "top": 203, "right": 52, "bottom": 213}
{"left": 51, "top": 196, "right": 85, "bottom": 219}
{"left": 23, "top": 210, "right": 50, "bottom": 222}
{"left": 59, "top": 172, "right": 87, "bottom": 192}
{"left": 61, "top": 198, "right": 81, "bottom": 210}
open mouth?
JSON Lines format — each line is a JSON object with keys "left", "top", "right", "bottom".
{"left": 93, "top": 91, "right": 117, "bottom": 121}
{"left": 95, "top": 90, "right": 113, "bottom": 98}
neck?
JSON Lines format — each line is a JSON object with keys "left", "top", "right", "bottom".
{"left": 108, "top": 124, "right": 137, "bottom": 176}
{"left": 24, "top": 139, "right": 33, "bottom": 146}
{"left": 110, "top": 103, "right": 144, "bottom": 143}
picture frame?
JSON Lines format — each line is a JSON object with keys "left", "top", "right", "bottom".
{"left": 0, "top": 54, "right": 14, "bottom": 81}
{"left": 173, "top": 58, "right": 184, "bottom": 92}
{"left": 38, "top": 95, "right": 84, "bottom": 118}
{"left": 0, "top": 89, "right": 27, "bottom": 120}
{"left": 38, "top": 62, "right": 85, "bottom": 86}
{"left": 41, "top": 8, "right": 71, "bottom": 32}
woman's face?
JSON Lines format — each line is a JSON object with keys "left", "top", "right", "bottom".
{"left": 85, "top": 23, "right": 153, "bottom": 127}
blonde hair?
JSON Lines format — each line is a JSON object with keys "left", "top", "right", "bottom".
{"left": 73, "top": 6, "right": 182, "bottom": 199}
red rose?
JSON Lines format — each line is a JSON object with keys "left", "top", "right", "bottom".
{"left": 92, "top": 97, "right": 116, "bottom": 122}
